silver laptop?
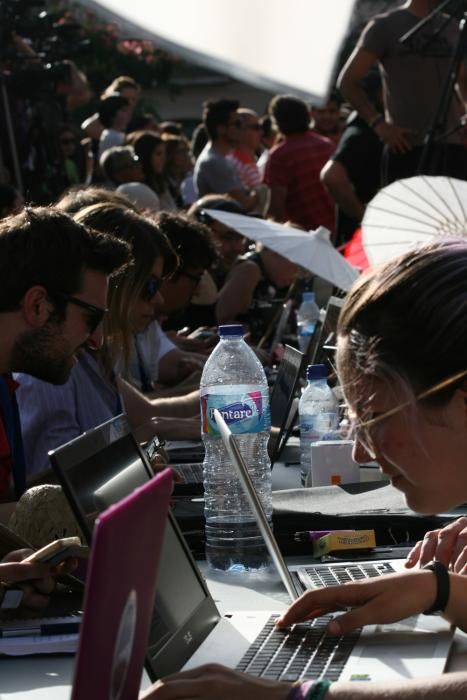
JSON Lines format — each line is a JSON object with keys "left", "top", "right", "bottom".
{"left": 208, "top": 409, "right": 454, "bottom": 683}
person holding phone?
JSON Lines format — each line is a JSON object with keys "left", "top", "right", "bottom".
{"left": 144, "top": 238, "right": 467, "bottom": 699}
{"left": 0, "top": 548, "right": 78, "bottom": 610}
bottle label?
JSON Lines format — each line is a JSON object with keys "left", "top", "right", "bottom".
{"left": 201, "top": 384, "right": 271, "bottom": 435}
{"left": 299, "top": 413, "right": 337, "bottom": 442}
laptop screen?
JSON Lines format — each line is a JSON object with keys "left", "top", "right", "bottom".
{"left": 268, "top": 345, "right": 303, "bottom": 465}
{"left": 49, "top": 415, "right": 219, "bottom": 679}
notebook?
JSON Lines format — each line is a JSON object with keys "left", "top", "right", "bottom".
{"left": 72, "top": 468, "right": 172, "bottom": 700}
{"left": 50, "top": 415, "right": 454, "bottom": 685}
{"left": 169, "top": 344, "right": 303, "bottom": 496}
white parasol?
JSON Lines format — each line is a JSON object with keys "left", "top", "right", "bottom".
{"left": 362, "top": 175, "right": 467, "bottom": 267}
{"left": 205, "top": 210, "right": 360, "bottom": 291}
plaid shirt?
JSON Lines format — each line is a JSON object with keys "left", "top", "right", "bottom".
{"left": 263, "top": 131, "right": 335, "bottom": 233}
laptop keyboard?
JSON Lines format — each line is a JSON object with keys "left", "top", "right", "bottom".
{"left": 236, "top": 614, "right": 359, "bottom": 681}
{"left": 298, "top": 562, "right": 396, "bottom": 589}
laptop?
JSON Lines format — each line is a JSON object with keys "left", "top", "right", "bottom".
{"left": 51, "top": 415, "right": 453, "bottom": 685}
{"left": 169, "top": 344, "right": 303, "bottom": 496}
{"left": 306, "top": 295, "right": 344, "bottom": 368}
{"left": 281, "top": 297, "right": 345, "bottom": 457}
{"left": 207, "top": 409, "right": 455, "bottom": 682}
{"left": 72, "top": 469, "right": 172, "bottom": 700}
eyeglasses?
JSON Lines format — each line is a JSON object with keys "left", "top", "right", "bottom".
{"left": 180, "top": 270, "right": 204, "bottom": 286}
{"left": 61, "top": 295, "right": 108, "bottom": 335}
{"left": 141, "top": 275, "right": 162, "bottom": 301}
{"left": 349, "top": 368, "right": 467, "bottom": 459}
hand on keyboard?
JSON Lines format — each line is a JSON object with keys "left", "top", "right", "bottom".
{"left": 275, "top": 570, "right": 438, "bottom": 636}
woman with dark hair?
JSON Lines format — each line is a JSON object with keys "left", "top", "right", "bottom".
{"left": 127, "top": 131, "right": 177, "bottom": 211}
{"left": 162, "top": 134, "right": 193, "bottom": 208}
{"left": 145, "top": 238, "right": 467, "bottom": 699}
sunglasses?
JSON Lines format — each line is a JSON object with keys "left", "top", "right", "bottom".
{"left": 62, "top": 295, "right": 108, "bottom": 335}
{"left": 141, "top": 275, "right": 162, "bottom": 301}
{"left": 349, "top": 368, "right": 467, "bottom": 459}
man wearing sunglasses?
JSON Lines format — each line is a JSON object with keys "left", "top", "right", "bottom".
{"left": 0, "top": 207, "right": 130, "bottom": 499}
{"left": 229, "top": 109, "right": 263, "bottom": 191}
{"left": 194, "top": 99, "right": 259, "bottom": 212}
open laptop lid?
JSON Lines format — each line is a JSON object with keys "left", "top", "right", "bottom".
{"left": 214, "top": 409, "right": 301, "bottom": 601}
{"left": 72, "top": 469, "right": 172, "bottom": 700}
{"left": 268, "top": 345, "right": 303, "bottom": 466}
{"left": 308, "top": 295, "right": 344, "bottom": 367}
{"left": 49, "top": 415, "right": 220, "bottom": 680}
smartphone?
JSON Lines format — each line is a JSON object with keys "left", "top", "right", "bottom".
{"left": 25, "top": 537, "right": 89, "bottom": 566}
{"left": 144, "top": 435, "right": 166, "bottom": 463}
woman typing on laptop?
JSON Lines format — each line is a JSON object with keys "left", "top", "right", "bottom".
{"left": 144, "top": 238, "right": 467, "bottom": 699}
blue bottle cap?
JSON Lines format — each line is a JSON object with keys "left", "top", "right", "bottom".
{"left": 306, "top": 364, "right": 327, "bottom": 380}
{"left": 219, "top": 324, "right": 244, "bottom": 337}
{"left": 302, "top": 292, "right": 316, "bottom": 303}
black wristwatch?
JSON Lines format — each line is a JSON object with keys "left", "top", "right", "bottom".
{"left": 422, "top": 561, "right": 450, "bottom": 615}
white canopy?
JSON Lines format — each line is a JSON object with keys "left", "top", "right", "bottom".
{"left": 76, "top": 0, "right": 356, "bottom": 105}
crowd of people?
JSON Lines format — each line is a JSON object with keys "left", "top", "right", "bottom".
{"left": 2, "top": 0, "right": 467, "bottom": 698}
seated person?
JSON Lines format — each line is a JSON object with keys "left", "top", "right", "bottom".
{"left": 187, "top": 194, "right": 247, "bottom": 290}
{"left": 0, "top": 549, "right": 76, "bottom": 610}
{"left": 155, "top": 211, "right": 218, "bottom": 333}
{"left": 16, "top": 205, "right": 200, "bottom": 479}
{"left": 145, "top": 237, "right": 467, "bottom": 699}
{"left": 0, "top": 206, "right": 130, "bottom": 500}
{"left": 216, "top": 244, "right": 298, "bottom": 343}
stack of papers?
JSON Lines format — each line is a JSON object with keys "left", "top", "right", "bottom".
{"left": 0, "top": 615, "right": 81, "bottom": 655}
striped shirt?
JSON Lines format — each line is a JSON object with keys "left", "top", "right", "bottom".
{"left": 263, "top": 131, "right": 335, "bottom": 232}
{"left": 229, "top": 150, "right": 262, "bottom": 189}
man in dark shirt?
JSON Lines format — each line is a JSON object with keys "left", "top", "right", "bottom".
{"left": 0, "top": 207, "right": 129, "bottom": 498}
{"left": 338, "top": 0, "right": 467, "bottom": 183}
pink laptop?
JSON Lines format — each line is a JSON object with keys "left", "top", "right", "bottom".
{"left": 71, "top": 468, "right": 173, "bottom": 700}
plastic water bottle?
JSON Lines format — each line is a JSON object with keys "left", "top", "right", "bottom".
{"left": 299, "top": 364, "right": 339, "bottom": 486}
{"left": 296, "top": 292, "right": 320, "bottom": 353}
{"left": 200, "top": 324, "right": 272, "bottom": 573}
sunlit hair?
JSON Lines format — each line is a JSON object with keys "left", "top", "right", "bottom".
{"left": 74, "top": 203, "right": 178, "bottom": 377}
{"left": 55, "top": 185, "right": 137, "bottom": 215}
{"left": 102, "top": 76, "right": 140, "bottom": 98}
{"left": 337, "top": 238, "right": 467, "bottom": 410}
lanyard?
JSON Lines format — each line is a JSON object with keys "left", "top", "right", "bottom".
{"left": 0, "top": 376, "right": 26, "bottom": 498}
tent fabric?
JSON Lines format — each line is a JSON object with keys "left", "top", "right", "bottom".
{"left": 76, "top": 0, "right": 356, "bottom": 105}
